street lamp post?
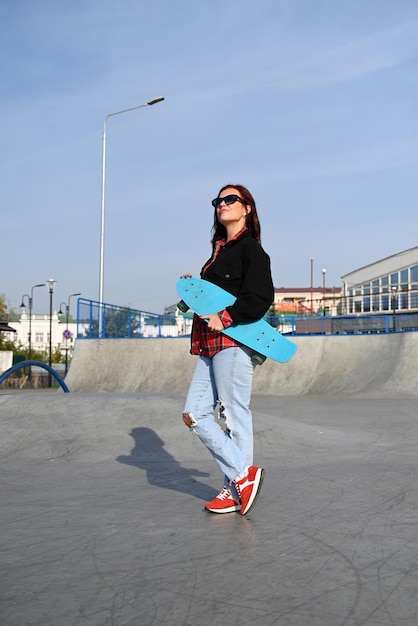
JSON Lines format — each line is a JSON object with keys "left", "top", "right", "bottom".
{"left": 46, "top": 279, "right": 56, "bottom": 387}
{"left": 391, "top": 285, "right": 398, "bottom": 332}
{"left": 322, "top": 268, "right": 327, "bottom": 316}
{"left": 20, "top": 283, "right": 45, "bottom": 361}
{"left": 98, "top": 96, "right": 165, "bottom": 328}
{"left": 310, "top": 258, "right": 314, "bottom": 315}
{"left": 59, "top": 292, "right": 81, "bottom": 375}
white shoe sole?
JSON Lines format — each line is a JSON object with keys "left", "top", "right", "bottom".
{"left": 204, "top": 503, "right": 240, "bottom": 514}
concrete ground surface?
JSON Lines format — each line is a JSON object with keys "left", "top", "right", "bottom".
{"left": 1, "top": 381, "right": 418, "bottom": 625}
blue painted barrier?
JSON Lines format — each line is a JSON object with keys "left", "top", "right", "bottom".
{"left": 0, "top": 360, "right": 70, "bottom": 393}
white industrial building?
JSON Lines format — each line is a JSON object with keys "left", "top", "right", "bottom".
{"left": 342, "top": 246, "right": 418, "bottom": 315}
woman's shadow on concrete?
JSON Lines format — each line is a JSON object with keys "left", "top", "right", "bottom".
{"left": 116, "top": 427, "right": 217, "bottom": 502}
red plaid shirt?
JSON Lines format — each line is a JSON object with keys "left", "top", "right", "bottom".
{"left": 190, "top": 229, "right": 246, "bottom": 358}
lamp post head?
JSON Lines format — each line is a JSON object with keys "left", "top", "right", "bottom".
{"left": 322, "top": 268, "right": 326, "bottom": 275}
{"left": 68, "top": 292, "right": 81, "bottom": 312}
{"left": 30, "top": 283, "right": 45, "bottom": 302}
{"left": 47, "top": 278, "right": 57, "bottom": 294}
{"left": 147, "top": 96, "right": 165, "bottom": 106}
{"left": 20, "top": 294, "right": 29, "bottom": 308}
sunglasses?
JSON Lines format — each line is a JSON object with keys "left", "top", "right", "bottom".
{"left": 211, "top": 194, "right": 247, "bottom": 209}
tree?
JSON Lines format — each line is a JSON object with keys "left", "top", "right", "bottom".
{"left": 0, "top": 294, "right": 8, "bottom": 320}
{"left": 0, "top": 294, "right": 13, "bottom": 351}
{"left": 103, "top": 307, "right": 141, "bottom": 338}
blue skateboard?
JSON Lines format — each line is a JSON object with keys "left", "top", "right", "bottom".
{"left": 176, "top": 277, "right": 297, "bottom": 364}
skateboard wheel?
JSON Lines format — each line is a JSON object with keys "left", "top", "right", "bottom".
{"left": 251, "top": 353, "right": 267, "bottom": 365}
{"left": 177, "top": 299, "right": 190, "bottom": 313}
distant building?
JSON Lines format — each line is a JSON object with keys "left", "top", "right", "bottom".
{"left": 274, "top": 287, "right": 342, "bottom": 316}
{"left": 9, "top": 312, "right": 77, "bottom": 355}
{"left": 342, "top": 246, "right": 418, "bottom": 314}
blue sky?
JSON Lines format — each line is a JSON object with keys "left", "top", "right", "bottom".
{"left": 1, "top": 0, "right": 418, "bottom": 315}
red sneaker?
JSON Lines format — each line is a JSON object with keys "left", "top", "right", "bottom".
{"left": 204, "top": 488, "right": 240, "bottom": 514}
{"left": 233, "top": 466, "right": 265, "bottom": 515}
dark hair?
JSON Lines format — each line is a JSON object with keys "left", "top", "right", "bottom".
{"left": 211, "top": 183, "right": 262, "bottom": 245}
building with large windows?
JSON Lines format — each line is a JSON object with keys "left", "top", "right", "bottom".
{"left": 341, "top": 246, "right": 418, "bottom": 315}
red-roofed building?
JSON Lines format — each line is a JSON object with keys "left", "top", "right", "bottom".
{"left": 274, "top": 286, "right": 342, "bottom": 316}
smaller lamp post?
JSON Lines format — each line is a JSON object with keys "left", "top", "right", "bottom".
{"left": 59, "top": 292, "right": 81, "bottom": 375}
{"left": 310, "top": 258, "right": 314, "bottom": 315}
{"left": 322, "top": 269, "right": 327, "bottom": 316}
{"left": 46, "top": 279, "right": 56, "bottom": 387}
{"left": 20, "top": 283, "right": 45, "bottom": 360}
{"left": 391, "top": 285, "right": 398, "bottom": 332}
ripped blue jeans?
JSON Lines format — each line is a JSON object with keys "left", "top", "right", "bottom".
{"left": 183, "top": 346, "right": 256, "bottom": 491}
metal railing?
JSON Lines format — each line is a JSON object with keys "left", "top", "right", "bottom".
{"left": 76, "top": 298, "right": 185, "bottom": 339}
{"left": 76, "top": 298, "right": 418, "bottom": 339}
{"left": 273, "top": 312, "right": 418, "bottom": 336}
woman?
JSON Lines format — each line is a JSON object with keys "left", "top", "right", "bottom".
{"left": 181, "top": 184, "right": 274, "bottom": 515}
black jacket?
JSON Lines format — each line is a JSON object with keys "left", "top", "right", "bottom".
{"left": 201, "top": 229, "right": 274, "bottom": 324}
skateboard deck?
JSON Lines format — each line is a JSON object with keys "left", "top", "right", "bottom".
{"left": 176, "top": 277, "right": 297, "bottom": 364}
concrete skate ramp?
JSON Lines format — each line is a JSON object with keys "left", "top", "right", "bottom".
{"left": 65, "top": 332, "right": 418, "bottom": 397}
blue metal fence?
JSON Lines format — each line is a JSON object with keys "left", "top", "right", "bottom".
{"left": 76, "top": 298, "right": 418, "bottom": 339}
{"left": 76, "top": 298, "right": 182, "bottom": 339}
{"left": 288, "top": 312, "right": 418, "bottom": 335}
